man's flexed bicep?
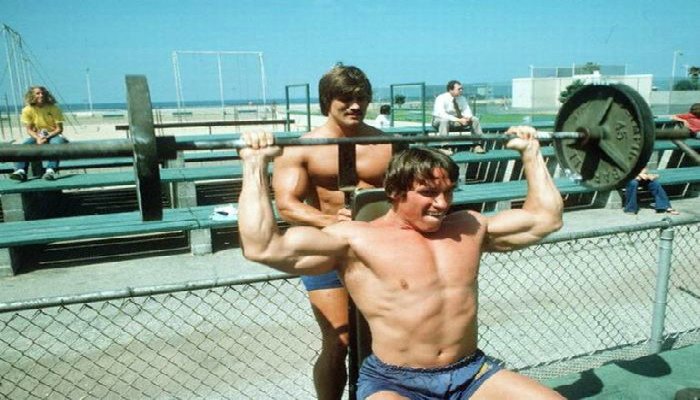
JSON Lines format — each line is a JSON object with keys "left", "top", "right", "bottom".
{"left": 482, "top": 126, "right": 563, "bottom": 252}
{"left": 483, "top": 208, "right": 559, "bottom": 252}
{"left": 243, "top": 224, "right": 349, "bottom": 276}
{"left": 237, "top": 140, "right": 348, "bottom": 275}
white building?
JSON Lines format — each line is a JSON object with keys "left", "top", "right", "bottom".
{"left": 512, "top": 72, "right": 653, "bottom": 111}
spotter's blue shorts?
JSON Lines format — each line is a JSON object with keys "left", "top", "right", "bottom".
{"left": 299, "top": 270, "right": 343, "bottom": 291}
{"left": 357, "top": 349, "right": 502, "bottom": 399}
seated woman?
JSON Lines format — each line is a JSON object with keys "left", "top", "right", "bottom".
{"left": 623, "top": 168, "right": 679, "bottom": 215}
{"left": 9, "top": 86, "right": 68, "bottom": 181}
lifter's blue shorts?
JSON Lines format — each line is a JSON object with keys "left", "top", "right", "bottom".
{"left": 299, "top": 270, "right": 343, "bottom": 291}
{"left": 357, "top": 349, "right": 502, "bottom": 399}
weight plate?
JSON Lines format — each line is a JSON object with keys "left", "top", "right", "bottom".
{"left": 554, "top": 84, "right": 655, "bottom": 190}
{"left": 126, "top": 75, "right": 163, "bottom": 221}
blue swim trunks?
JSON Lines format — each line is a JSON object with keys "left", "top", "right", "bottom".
{"left": 357, "top": 349, "right": 502, "bottom": 399}
{"left": 299, "top": 270, "right": 343, "bottom": 291}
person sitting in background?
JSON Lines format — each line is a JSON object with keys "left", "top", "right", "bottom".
{"left": 374, "top": 104, "right": 391, "bottom": 128}
{"left": 9, "top": 86, "right": 68, "bottom": 181}
{"left": 672, "top": 103, "right": 700, "bottom": 133}
{"left": 623, "top": 168, "right": 679, "bottom": 215}
{"left": 432, "top": 80, "right": 485, "bottom": 153}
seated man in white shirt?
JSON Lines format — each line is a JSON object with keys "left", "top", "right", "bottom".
{"left": 432, "top": 80, "right": 485, "bottom": 153}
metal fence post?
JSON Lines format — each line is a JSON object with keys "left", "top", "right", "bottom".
{"left": 649, "top": 224, "right": 675, "bottom": 354}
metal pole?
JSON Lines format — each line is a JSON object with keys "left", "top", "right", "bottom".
{"left": 86, "top": 68, "right": 94, "bottom": 116}
{"left": 669, "top": 50, "right": 683, "bottom": 114}
{"left": 389, "top": 84, "right": 395, "bottom": 127}
{"left": 285, "top": 85, "right": 291, "bottom": 131}
{"left": 649, "top": 224, "right": 674, "bottom": 354}
{"left": 284, "top": 84, "right": 311, "bottom": 131}
{"left": 420, "top": 82, "right": 426, "bottom": 132}
{"left": 259, "top": 52, "right": 267, "bottom": 105}
{"left": 0, "top": 100, "right": 5, "bottom": 141}
{"left": 217, "top": 52, "right": 225, "bottom": 117}
{"left": 172, "top": 51, "right": 184, "bottom": 115}
{"left": 304, "top": 83, "right": 311, "bottom": 131}
{"left": 3, "top": 26, "right": 21, "bottom": 131}
{"left": 670, "top": 50, "right": 682, "bottom": 91}
{"left": 4, "top": 93, "right": 15, "bottom": 141}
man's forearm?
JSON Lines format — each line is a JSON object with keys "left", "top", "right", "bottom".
{"left": 521, "top": 144, "right": 563, "bottom": 218}
{"left": 238, "top": 155, "right": 281, "bottom": 260}
{"left": 277, "top": 202, "right": 339, "bottom": 228}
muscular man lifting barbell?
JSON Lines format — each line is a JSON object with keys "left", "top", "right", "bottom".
{"left": 237, "top": 126, "right": 565, "bottom": 399}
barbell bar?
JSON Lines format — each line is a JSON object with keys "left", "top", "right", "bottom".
{"left": 0, "top": 75, "right": 698, "bottom": 221}
{"left": 1, "top": 129, "right": 695, "bottom": 159}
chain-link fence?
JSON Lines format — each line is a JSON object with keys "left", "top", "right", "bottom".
{"left": 1, "top": 218, "right": 698, "bottom": 399}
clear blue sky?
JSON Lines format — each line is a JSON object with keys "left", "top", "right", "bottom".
{"left": 2, "top": 0, "right": 698, "bottom": 104}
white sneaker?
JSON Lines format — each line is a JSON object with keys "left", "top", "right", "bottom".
{"left": 9, "top": 169, "right": 26, "bottom": 181}
{"left": 42, "top": 168, "right": 57, "bottom": 180}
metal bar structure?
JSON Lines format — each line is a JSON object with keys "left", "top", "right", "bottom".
{"left": 172, "top": 51, "right": 183, "bottom": 114}
{"left": 284, "top": 83, "right": 311, "bottom": 131}
{"left": 2, "top": 24, "right": 29, "bottom": 139}
{"left": 258, "top": 52, "right": 267, "bottom": 106}
{"left": 649, "top": 225, "right": 674, "bottom": 354}
{"left": 217, "top": 53, "right": 225, "bottom": 116}
{"left": 85, "top": 68, "right": 94, "bottom": 116}
{"left": 0, "top": 129, "right": 697, "bottom": 161}
{"left": 672, "top": 139, "right": 700, "bottom": 164}
{"left": 171, "top": 50, "right": 267, "bottom": 119}
{"left": 389, "top": 82, "right": 427, "bottom": 132}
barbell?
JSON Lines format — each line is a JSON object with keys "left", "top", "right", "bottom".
{"left": 0, "top": 75, "right": 698, "bottom": 221}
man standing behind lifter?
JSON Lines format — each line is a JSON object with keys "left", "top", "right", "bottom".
{"left": 271, "top": 65, "right": 393, "bottom": 399}
{"left": 432, "top": 80, "right": 486, "bottom": 153}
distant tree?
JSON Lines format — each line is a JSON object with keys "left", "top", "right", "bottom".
{"left": 394, "top": 94, "right": 406, "bottom": 108}
{"left": 577, "top": 62, "right": 601, "bottom": 75}
{"left": 689, "top": 66, "right": 700, "bottom": 76}
{"left": 689, "top": 66, "right": 700, "bottom": 86}
{"left": 559, "top": 79, "right": 585, "bottom": 104}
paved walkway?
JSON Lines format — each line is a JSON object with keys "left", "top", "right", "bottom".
{"left": 1, "top": 196, "right": 698, "bottom": 305}
{"left": 546, "top": 343, "right": 700, "bottom": 399}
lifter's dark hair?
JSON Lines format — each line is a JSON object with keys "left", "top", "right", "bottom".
{"left": 318, "top": 65, "right": 372, "bottom": 116}
{"left": 384, "top": 146, "right": 459, "bottom": 199}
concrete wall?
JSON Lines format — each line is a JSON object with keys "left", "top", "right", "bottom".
{"left": 649, "top": 91, "right": 700, "bottom": 114}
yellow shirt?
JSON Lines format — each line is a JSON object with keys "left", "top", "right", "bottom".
{"left": 20, "top": 104, "right": 64, "bottom": 131}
